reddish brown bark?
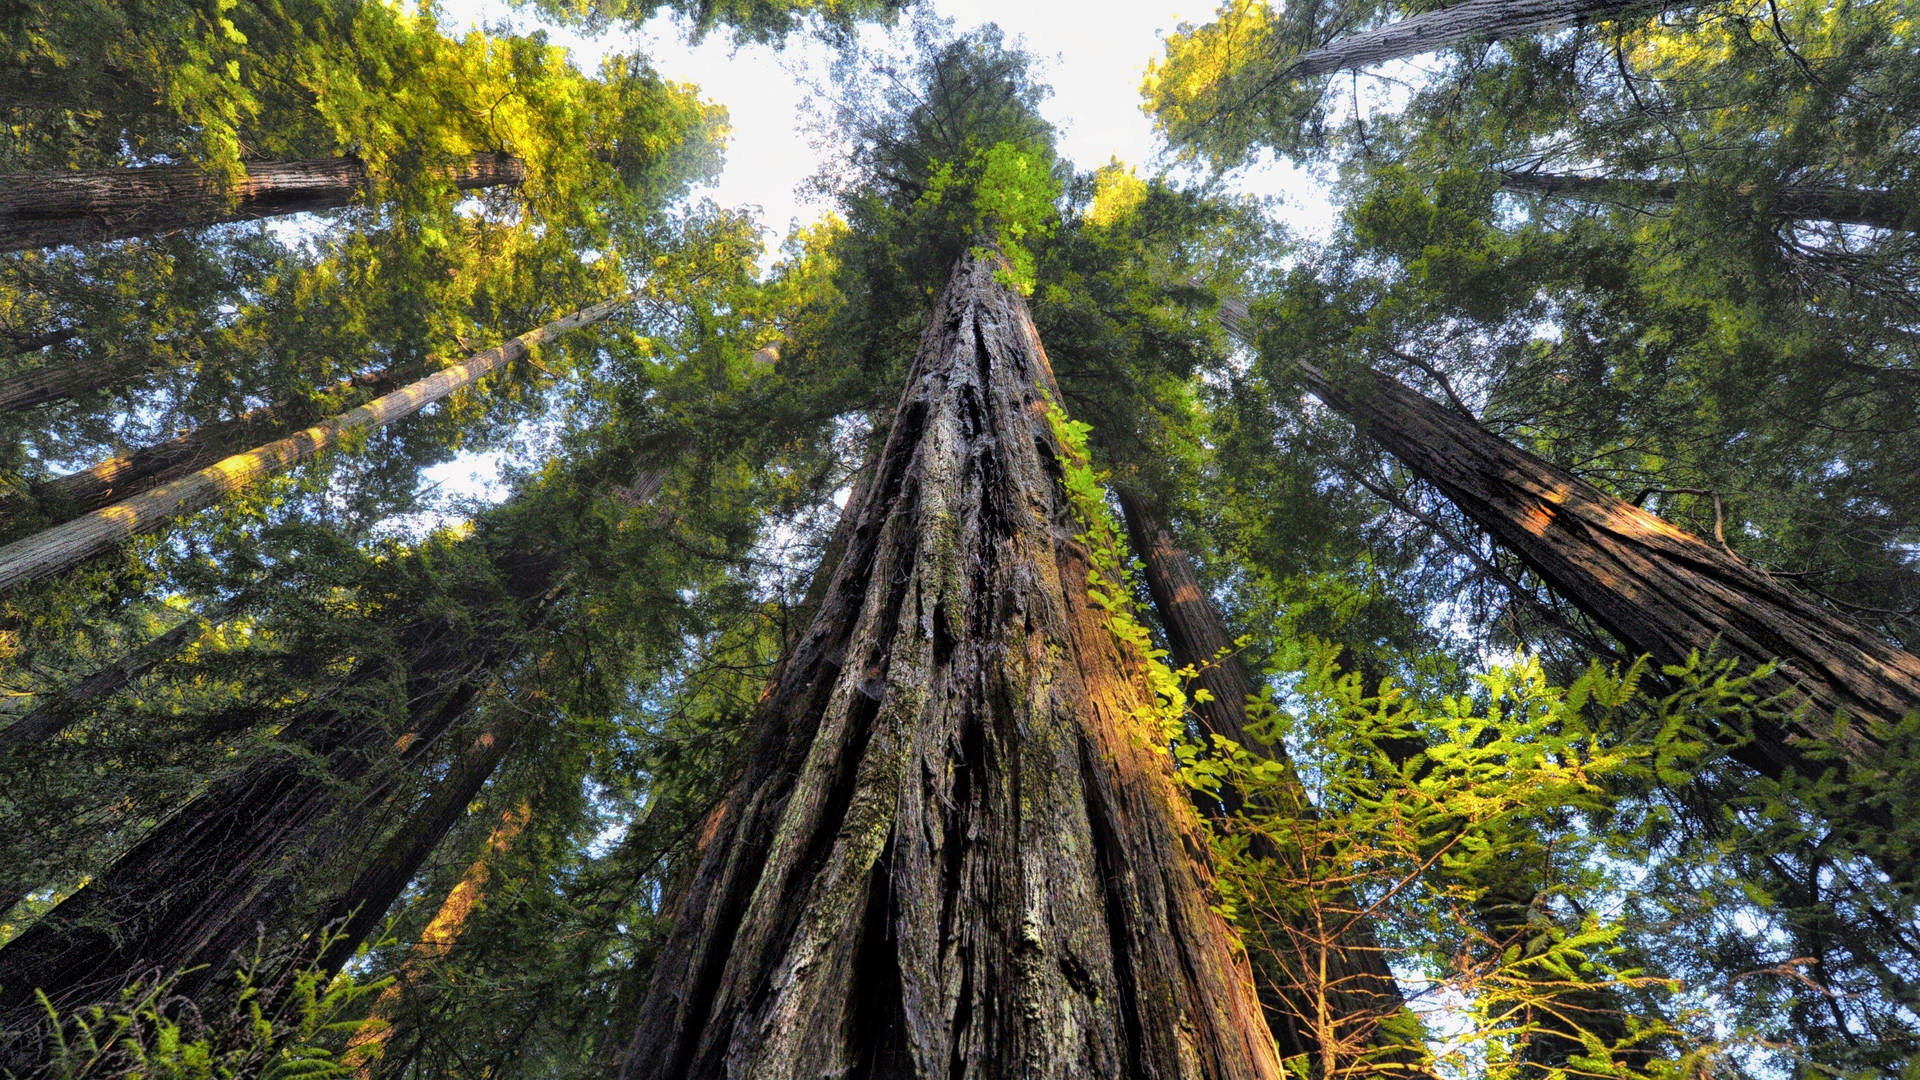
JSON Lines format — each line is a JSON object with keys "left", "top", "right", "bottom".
{"left": 616, "top": 251, "right": 1281, "bottom": 1080}
{"left": 0, "top": 537, "right": 563, "bottom": 1056}
{"left": 0, "top": 349, "right": 150, "bottom": 415}
{"left": 1118, "top": 487, "right": 1431, "bottom": 1074}
{"left": 0, "top": 599, "right": 234, "bottom": 751}
{"left": 341, "top": 798, "right": 534, "bottom": 1077}
{"left": 0, "top": 154, "right": 525, "bottom": 253}
{"left": 1280, "top": 351, "right": 1920, "bottom": 788}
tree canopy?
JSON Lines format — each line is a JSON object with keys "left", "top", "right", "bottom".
{"left": 1, "top": 2, "right": 1917, "bottom": 1078}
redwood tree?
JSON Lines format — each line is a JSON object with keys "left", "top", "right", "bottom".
{"left": 1223, "top": 305, "right": 1920, "bottom": 805}
{"left": 1283, "top": 0, "right": 1662, "bottom": 78}
{"left": 615, "top": 250, "right": 1282, "bottom": 1080}
{"left": 1118, "top": 485, "right": 1428, "bottom": 1072}
{"left": 0, "top": 532, "right": 562, "bottom": 1049}
{"left": 1497, "top": 171, "right": 1914, "bottom": 231}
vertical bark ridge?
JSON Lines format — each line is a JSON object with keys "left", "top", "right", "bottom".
{"left": 617, "top": 250, "right": 1281, "bottom": 1080}
{"left": 1291, "top": 357, "right": 1920, "bottom": 776}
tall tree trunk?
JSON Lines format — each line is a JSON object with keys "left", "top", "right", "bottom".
{"left": 2, "top": 369, "right": 402, "bottom": 536}
{"left": 1287, "top": 0, "right": 1663, "bottom": 78}
{"left": 1498, "top": 171, "right": 1915, "bottom": 231}
{"left": 1117, "top": 487, "right": 1429, "bottom": 1074}
{"left": 614, "top": 251, "right": 1282, "bottom": 1080}
{"left": 0, "top": 537, "right": 562, "bottom": 1054}
{"left": 340, "top": 798, "right": 535, "bottom": 1077}
{"left": 0, "top": 154, "right": 526, "bottom": 253}
{"left": 1303, "top": 359, "right": 1920, "bottom": 774}
{"left": 1222, "top": 303, "right": 1920, "bottom": 809}
{"left": 0, "top": 294, "right": 630, "bottom": 592}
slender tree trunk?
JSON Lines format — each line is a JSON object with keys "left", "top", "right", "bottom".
{"left": 0, "top": 598, "right": 237, "bottom": 751}
{"left": 1121, "top": 485, "right": 1659, "bottom": 1068}
{"left": 3, "top": 369, "right": 403, "bottom": 535}
{"left": 340, "top": 798, "right": 534, "bottom": 1077}
{"left": 0, "top": 153, "right": 526, "bottom": 253}
{"left": 615, "top": 251, "right": 1281, "bottom": 1080}
{"left": 1118, "top": 487, "right": 1431, "bottom": 1073}
{"left": 0, "top": 294, "right": 630, "bottom": 592}
{"left": 1287, "top": 0, "right": 1662, "bottom": 78}
{"left": 1299, "top": 358, "right": 1920, "bottom": 773}
{"left": 1498, "top": 171, "right": 1915, "bottom": 231}
{"left": 1, "top": 326, "right": 78, "bottom": 360}
{"left": 0, "top": 537, "right": 563, "bottom": 1052}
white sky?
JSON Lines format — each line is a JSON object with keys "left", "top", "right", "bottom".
{"left": 437, "top": 0, "right": 1334, "bottom": 251}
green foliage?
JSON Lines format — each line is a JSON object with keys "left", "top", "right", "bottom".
{"left": 1043, "top": 398, "right": 1192, "bottom": 743}
{"left": 917, "top": 140, "right": 1059, "bottom": 293}
{"left": 524, "top": 0, "right": 903, "bottom": 42}
{"left": 25, "top": 945, "right": 382, "bottom": 1080}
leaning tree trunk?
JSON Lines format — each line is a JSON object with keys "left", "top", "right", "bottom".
{"left": 0, "top": 536, "right": 562, "bottom": 1057}
{"left": 1287, "top": 0, "right": 1664, "bottom": 78}
{"left": 0, "top": 597, "right": 240, "bottom": 751}
{"left": 1213, "top": 291, "right": 1920, "bottom": 828}
{"left": 0, "top": 293, "right": 630, "bottom": 592}
{"left": 3, "top": 369, "right": 404, "bottom": 537}
{"left": 1498, "top": 172, "right": 1914, "bottom": 231}
{"left": 1117, "top": 487, "right": 1430, "bottom": 1074}
{"left": 0, "top": 346, "right": 166, "bottom": 415}
{"left": 614, "top": 251, "right": 1282, "bottom": 1080}
{"left": 0, "top": 153, "right": 526, "bottom": 253}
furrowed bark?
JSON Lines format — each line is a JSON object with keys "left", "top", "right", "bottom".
{"left": 3, "top": 369, "right": 404, "bottom": 535}
{"left": 0, "top": 538, "right": 563, "bottom": 1052}
{"left": 1220, "top": 301, "right": 1920, "bottom": 786}
{"left": 1286, "top": 0, "right": 1663, "bottom": 78}
{"left": 1498, "top": 172, "right": 1915, "bottom": 231}
{"left": 1118, "top": 487, "right": 1430, "bottom": 1075}
{"left": 1300, "top": 359, "right": 1920, "bottom": 774}
{"left": 0, "top": 598, "right": 237, "bottom": 751}
{"left": 616, "top": 250, "right": 1282, "bottom": 1080}
{"left": 0, "top": 294, "right": 630, "bottom": 592}
{"left": 0, "top": 153, "right": 525, "bottom": 253}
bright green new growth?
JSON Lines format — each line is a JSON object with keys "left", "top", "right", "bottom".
{"left": 919, "top": 141, "right": 1060, "bottom": 294}
{"left": 1182, "top": 630, "right": 1815, "bottom": 1074}
{"left": 1043, "top": 397, "right": 1193, "bottom": 744}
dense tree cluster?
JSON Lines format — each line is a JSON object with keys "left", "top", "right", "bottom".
{"left": 0, "top": 0, "right": 1915, "bottom": 1077}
